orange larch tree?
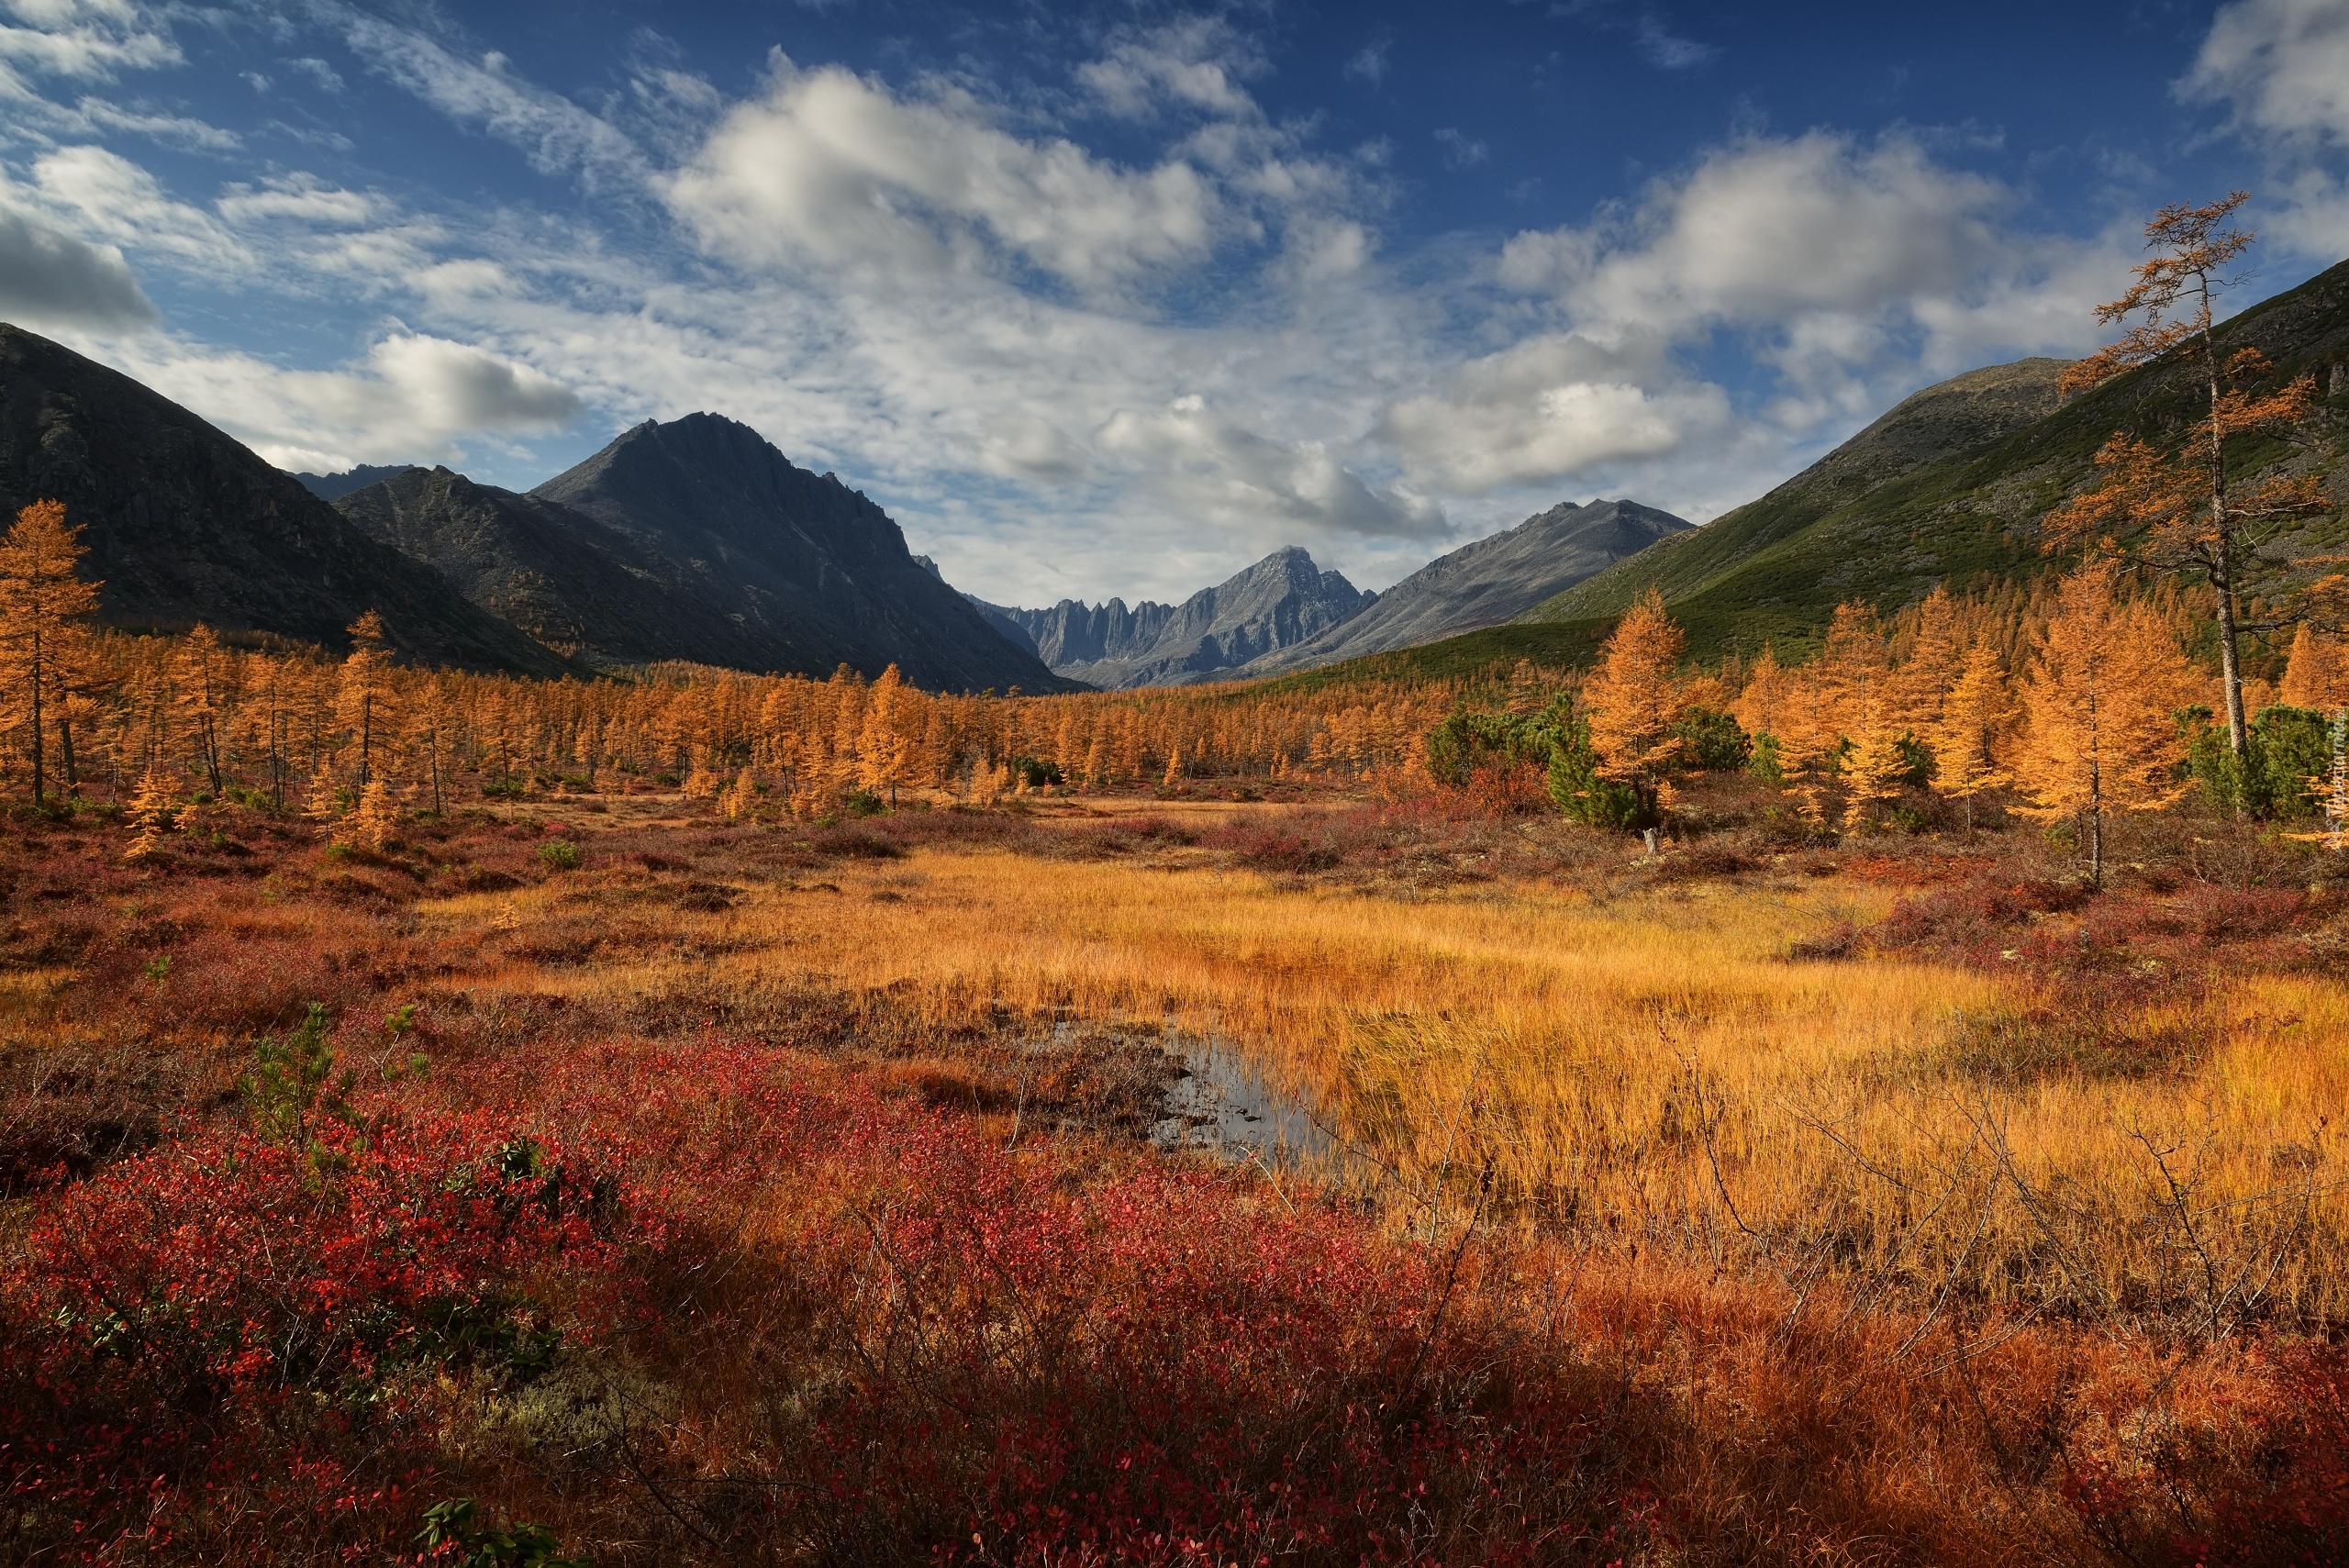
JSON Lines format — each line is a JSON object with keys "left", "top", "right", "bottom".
{"left": 0, "top": 499, "right": 102, "bottom": 804}
{"left": 1583, "top": 586, "right": 1688, "bottom": 818}
{"left": 2009, "top": 564, "right": 2199, "bottom": 887}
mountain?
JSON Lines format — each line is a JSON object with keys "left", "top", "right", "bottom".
{"left": 0, "top": 322, "right": 570, "bottom": 674}
{"left": 526, "top": 413, "right": 1070, "bottom": 692}
{"left": 293, "top": 463, "right": 418, "bottom": 502}
{"left": 1256, "top": 256, "right": 2349, "bottom": 691}
{"left": 1236, "top": 499, "right": 1690, "bottom": 679}
{"left": 1519, "top": 358, "right": 2076, "bottom": 648}
{"left": 978, "top": 547, "right": 1374, "bottom": 688}
{"left": 332, "top": 466, "right": 796, "bottom": 672}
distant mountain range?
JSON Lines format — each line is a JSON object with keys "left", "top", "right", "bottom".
{"left": 977, "top": 498, "right": 1689, "bottom": 688}
{"left": 972, "top": 547, "right": 1373, "bottom": 688}
{"left": 1236, "top": 499, "right": 1688, "bottom": 678}
{"left": 0, "top": 323, "right": 1069, "bottom": 690}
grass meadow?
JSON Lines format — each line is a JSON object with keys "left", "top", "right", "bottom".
{"left": 4, "top": 773, "right": 2346, "bottom": 1565}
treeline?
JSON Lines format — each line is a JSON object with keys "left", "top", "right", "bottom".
{"left": 0, "top": 499, "right": 1475, "bottom": 835}
{"left": 1442, "top": 567, "right": 2346, "bottom": 884}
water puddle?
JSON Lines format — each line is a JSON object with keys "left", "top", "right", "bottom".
{"left": 1150, "top": 1037, "right": 1341, "bottom": 1171}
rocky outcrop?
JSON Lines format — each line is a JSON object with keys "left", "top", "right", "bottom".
{"left": 0, "top": 321, "right": 569, "bottom": 673}
{"left": 1239, "top": 499, "right": 1691, "bottom": 677}
{"left": 979, "top": 547, "right": 1374, "bottom": 688}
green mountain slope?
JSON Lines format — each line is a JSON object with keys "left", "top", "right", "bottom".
{"left": 1508, "top": 255, "right": 2349, "bottom": 664}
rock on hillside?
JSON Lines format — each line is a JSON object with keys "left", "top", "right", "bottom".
{"left": 0, "top": 322, "right": 569, "bottom": 673}
{"left": 530, "top": 414, "right": 1072, "bottom": 693}
{"left": 1239, "top": 499, "right": 1690, "bottom": 678}
{"left": 977, "top": 547, "right": 1373, "bottom": 688}
{"left": 333, "top": 466, "right": 802, "bottom": 672}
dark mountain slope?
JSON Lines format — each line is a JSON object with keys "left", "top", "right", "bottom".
{"left": 333, "top": 466, "right": 797, "bottom": 672}
{"left": 531, "top": 414, "right": 1071, "bottom": 692}
{"left": 0, "top": 323, "right": 568, "bottom": 673}
{"left": 1517, "top": 254, "right": 2349, "bottom": 662}
{"left": 1240, "top": 498, "right": 1688, "bottom": 678}
{"left": 978, "top": 547, "right": 1372, "bottom": 688}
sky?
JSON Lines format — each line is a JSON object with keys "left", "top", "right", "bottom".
{"left": 3, "top": 1, "right": 2348, "bottom": 608}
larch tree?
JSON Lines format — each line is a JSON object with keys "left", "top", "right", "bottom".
{"left": 336, "top": 611, "right": 397, "bottom": 789}
{"left": 2045, "top": 193, "right": 2328, "bottom": 762}
{"left": 1583, "top": 585, "right": 1688, "bottom": 822}
{"left": 173, "top": 623, "right": 229, "bottom": 797}
{"left": 1930, "top": 639, "right": 2013, "bottom": 830}
{"left": 0, "top": 500, "right": 102, "bottom": 806}
{"left": 2010, "top": 564, "right": 2198, "bottom": 888}
{"left": 2279, "top": 623, "right": 2348, "bottom": 712}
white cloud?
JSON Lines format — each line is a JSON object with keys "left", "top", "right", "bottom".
{"left": 23, "top": 144, "right": 250, "bottom": 269}
{"left": 1342, "top": 37, "right": 1390, "bottom": 86}
{"left": 0, "top": 197, "right": 153, "bottom": 328}
{"left": 1506, "top": 133, "right": 2009, "bottom": 336}
{"left": 0, "top": 0, "right": 178, "bottom": 90}
{"left": 116, "top": 331, "right": 581, "bottom": 473}
{"left": 2180, "top": 0, "right": 2349, "bottom": 264}
{"left": 1076, "top": 19, "right": 1261, "bottom": 121}
{"left": 668, "top": 55, "right": 1223, "bottom": 295}
{"left": 1378, "top": 331, "right": 1725, "bottom": 494}
{"left": 329, "top": 6, "right": 646, "bottom": 189}
{"left": 216, "top": 172, "right": 378, "bottom": 227}
{"left": 2184, "top": 0, "right": 2349, "bottom": 146}
{"left": 1098, "top": 394, "right": 1445, "bottom": 539}
{"left": 1633, "top": 17, "right": 1718, "bottom": 71}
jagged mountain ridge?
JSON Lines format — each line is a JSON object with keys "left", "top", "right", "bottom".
{"left": 294, "top": 463, "right": 419, "bottom": 502}
{"left": 1238, "top": 498, "right": 1691, "bottom": 679}
{"left": 0, "top": 322, "right": 571, "bottom": 674}
{"left": 524, "top": 415, "right": 1072, "bottom": 692}
{"left": 975, "top": 546, "right": 1374, "bottom": 688}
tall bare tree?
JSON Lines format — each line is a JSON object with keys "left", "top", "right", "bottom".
{"left": 2046, "top": 193, "right": 2328, "bottom": 760}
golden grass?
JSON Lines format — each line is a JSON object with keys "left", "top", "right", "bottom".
{"left": 416, "top": 840, "right": 2349, "bottom": 1329}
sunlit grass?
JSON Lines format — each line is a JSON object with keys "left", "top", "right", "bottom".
{"left": 416, "top": 844, "right": 2349, "bottom": 1325}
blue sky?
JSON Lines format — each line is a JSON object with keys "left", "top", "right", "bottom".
{"left": 3, "top": 1, "right": 2347, "bottom": 606}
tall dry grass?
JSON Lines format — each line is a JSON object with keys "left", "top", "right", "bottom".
{"left": 414, "top": 839, "right": 2349, "bottom": 1330}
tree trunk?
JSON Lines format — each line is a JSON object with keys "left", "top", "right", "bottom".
{"left": 58, "top": 712, "right": 75, "bottom": 796}
{"left": 27, "top": 621, "right": 42, "bottom": 806}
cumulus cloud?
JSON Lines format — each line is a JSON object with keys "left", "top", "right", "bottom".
{"left": 2181, "top": 0, "right": 2349, "bottom": 262}
{"left": 669, "top": 56, "right": 1223, "bottom": 295}
{"left": 2184, "top": 0, "right": 2349, "bottom": 145}
{"left": 1502, "top": 133, "right": 2009, "bottom": 337}
{"left": 120, "top": 332, "right": 581, "bottom": 473}
{"left": 1098, "top": 395, "right": 1444, "bottom": 539}
{"left": 0, "top": 198, "right": 154, "bottom": 328}
{"left": 1378, "top": 331, "right": 1725, "bottom": 494}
